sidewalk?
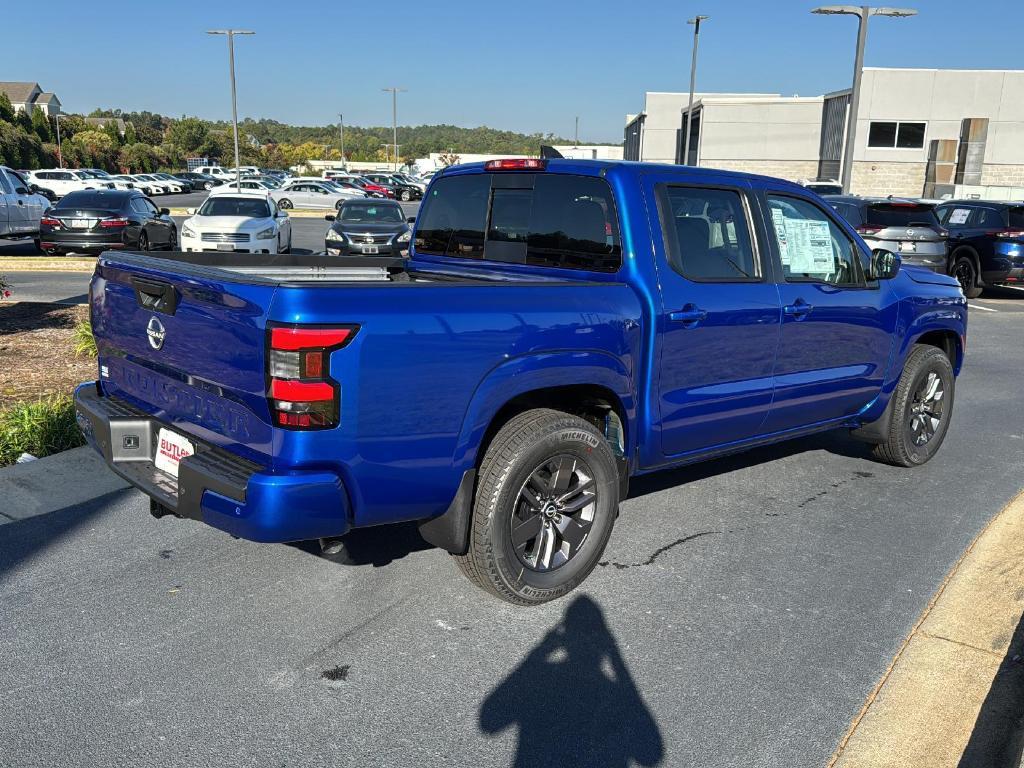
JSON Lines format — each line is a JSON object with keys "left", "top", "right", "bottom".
{"left": 831, "top": 491, "right": 1024, "bottom": 768}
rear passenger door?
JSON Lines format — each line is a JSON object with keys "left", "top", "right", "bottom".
{"left": 759, "top": 187, "right": 899, "bottom": 432}
{"left": 643, "top": 175, "right": 782, "bottom": 458}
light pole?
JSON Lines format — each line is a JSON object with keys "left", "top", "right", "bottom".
{"left": 338, "top": 113, "right": 345, "bottom": 166}
{"left": 575, "top": 116, "right": 579, "bottom": 148}
{"left": 379, "top": 142, "right": 390, "bottom": 166}
{"left": 54, "top": 114, "right": 64, "bottom": 168}
{"left": 206, "top": 29, "right": 254, "bottom": 190}
{"left": 682, "top": 15, "right": 708, "bottom": 166}
{"left": 812, "top": 6, "right": 917, "bottom": 193}
{"left": 381, "top": 87, "right": 406, "bottom": 171}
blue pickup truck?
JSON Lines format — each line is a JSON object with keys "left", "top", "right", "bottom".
{"left": 75, "top": 159, "right": 967, "bottom": 605}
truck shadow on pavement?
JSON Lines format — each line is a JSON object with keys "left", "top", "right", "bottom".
{"left": 479, "top": 594, "right": 664, "bottom": 768}
{"left": 286, "top": 521, "right": 434, "bottom": 567}
{"left": 958, "top": 610, "right": 1024, "bottom": 768}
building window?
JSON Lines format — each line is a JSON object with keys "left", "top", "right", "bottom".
{"left": 867, "top": 121, "right": 926, "bottom": 149}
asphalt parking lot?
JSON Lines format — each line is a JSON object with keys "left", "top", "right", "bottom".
{"left": 1, "top": 305, "right": 1022, "bottom": 767}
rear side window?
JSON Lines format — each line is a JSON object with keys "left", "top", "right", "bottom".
{"left": 970, "top": 207, "right": 1006, "bottom": 229}
{"left": 415, "top": 172, "right": 621, "bottom": 271}
{"left": 658, "top": 186, "right": 759, "bottom": 280}
{"left": 864, "top": 204, "right": 940, "bottom": 228}
{"left": 1009, "top": 207, "right": 1024, "bottom": 229}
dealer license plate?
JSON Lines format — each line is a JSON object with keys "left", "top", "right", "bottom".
{"left": 216, "top": 243, "right": 235, "bottom": 251}
{"left": 70, "top": 219, "right": 91, "bottom": 229}
{"left": 898, "top": 241, "right": 916, "bottom": 252}
{"left": 360, "top": 246, "right": 379, "bottom": 255}
{"left": 155, "top": 428, "right": 195, "bottom": 478}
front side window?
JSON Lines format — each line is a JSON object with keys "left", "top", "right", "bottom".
{"left": 767, "top": 195, "right": 863, "bottom": 286}
{"left": 867, "top": 121, "right": 927, "bottom": 149}
{"left": 659, "top": 186, "right": 759, "bottom": 280}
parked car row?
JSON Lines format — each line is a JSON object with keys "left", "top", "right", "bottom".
{"left": 322, "top": 169, "right": 426, "bottom": 201}
{"left": 824, "top": 194, "right": 1024, "bottom": 297}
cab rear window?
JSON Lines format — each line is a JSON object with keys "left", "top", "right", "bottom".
{"left": 415, "top": 172, "right": 621, "bottom": 272}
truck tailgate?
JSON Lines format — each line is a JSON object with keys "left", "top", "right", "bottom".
{"left": 92, "top": 253, "right": 277, "bottom": 463}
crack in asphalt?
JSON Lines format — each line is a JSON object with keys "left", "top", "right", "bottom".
{"left": 598, "top": 531, "right": 721, "bottom": 569}
{"left": 600, "top": 470, "right": 877, "bottom": 570}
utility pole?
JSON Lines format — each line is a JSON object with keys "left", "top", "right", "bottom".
{"left": 812, "top": 5, "right": 917, "bottom": 193}
{"left": 207, "top": 29, "right": 255, "bottom": 190}
{"left": 379, "top": 142, "right": 390, "bottom": 166}
{"left": 338, "top": 113, "right": 345, "bottom": 166}
{"left": 381, "top": 87, "right": 407, "bottom": 172}
{"left": 575, "top": 116, "right": 579, "bottom": 148}
{"left": 683, "top": 15, "right": 709, "bottom": 166}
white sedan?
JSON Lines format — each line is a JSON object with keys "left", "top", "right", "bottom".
{"left": 179, "top": 191, "right": 292, "bottom": 254}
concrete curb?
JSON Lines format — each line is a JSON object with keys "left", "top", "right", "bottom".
{"left": 0, "top": 446, "right": 130, "bottom": 524}
{"left": 0, "top": 258, "right": 95, "bottom": 272}
{"left": 830, "top": 490, "right": 1024, "bottom": 768}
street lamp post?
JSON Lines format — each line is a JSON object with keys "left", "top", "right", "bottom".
{"left": 338, "top": 113, "right": 345, "bottom": 166}
{"left": 381, "top": 87, "right": 406, "bottom": 172}
{"left": 812, "top": 6, "right": 917, "bottom": 193}
{"left": 206, "top": 29, "right": 254, "bottom": 190}
{"left": 54, "top": 114, "right": 64, "bottom": 168}
{"left": 379, "top": 142, "right": 390, "bottom": 166}
{"left": 682, "top": 15, "right": 709, "bottom": 167}
{"left": 575, "top": 116, "right": 579, "bottom": 148}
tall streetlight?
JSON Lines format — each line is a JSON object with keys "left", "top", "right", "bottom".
{"left": 379, "top": 142, "right": 390, "bottom": 166}
{"left": 812, "top": 6, "right": 917, "bottom": 192}
{"left": 206, "top": 29, "right": 254, "bottom": 190}
{"left": 682, "top": 15, "right": 709, "bottom": 167}
{"left": 574, "top": 116, "right": 579, "bottom": 148}
{"left": 381, "top": 87, "right": 406, "bottom": 171}
{"left": 337, "top": 113, "right": 345, "bottom": 166}
{"left": 54, "top": 114, "right": 64, "bottom": 168}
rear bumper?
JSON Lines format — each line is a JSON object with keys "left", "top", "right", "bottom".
{"left": 73, "top": 383, "right": 350, "bottom": 542}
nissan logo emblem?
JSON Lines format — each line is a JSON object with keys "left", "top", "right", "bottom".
{"left": 906, "top": 229, "right": 915, "bottom": 237}
{"left": 147, "top": 316, "right": 166, "bottom": 350}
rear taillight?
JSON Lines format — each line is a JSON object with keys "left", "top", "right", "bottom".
{"left": 484, "top": 158, "right": 546, "bottom": 171}
{"left": 995, "top": 229, "right": 1024, "bottom": 239}
{"left": 267, "top": 325, "right": 357, "bottom": 429}
{"left": 100, "top": 217, "right": 130, "bottom": 228}
{"left": 40, "top": 216, "right": 61, "bottom": 228}
{"left": 856, "top": 225, "right": 883, "bottom": 236}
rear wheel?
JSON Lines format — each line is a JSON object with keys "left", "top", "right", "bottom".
{"left": 335, "top": 200, "right": 344, "bottom": 211}
{"left": 952, "top": 253, "right": 983, "bottom": 299}
{"left": 278, "top": 198, "right": 293, "bottom": 210}
{"left": 454, "top": 409, "right": 620, "bottom": 605}
{"left": 400, "top": 189, "right": 411, "bottom": 202}
{"left": 872, "top": 345, "right": 955, "bottom": 467}
{"left": 167, "top": 227, "right": 177, "bottom": 251}
{"left": 138, "top": 231, "right": 149, "bottom": 251}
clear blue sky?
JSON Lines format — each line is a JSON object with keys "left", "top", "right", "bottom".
{"left": 5, "top": 0, "right": 1021, "bottom": 142}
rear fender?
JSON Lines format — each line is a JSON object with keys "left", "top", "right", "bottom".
{"left": 451, "top": 350, "right": 636, "bottom": 474}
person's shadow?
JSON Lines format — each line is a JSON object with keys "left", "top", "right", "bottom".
{"left": 479, "top": 595, "right": 664, "bottom": 767}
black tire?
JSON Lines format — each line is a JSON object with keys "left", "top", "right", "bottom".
{"left": 872, "top": 345, "right": 955, "bottom": 467}
{"left": 400, "top": 189, "right": 411, "bottom": 202}
{"left": 167, "top": 227, "right": 177, "bottom": 251}
{"left": 278, "top": 198, "right": 293, "bottom": 210}
{"left": 138, "top": 231, "right": 149, "bottom": 251}
{"left": 32, "top": 237, "right": 41, "bottom": 253}
{"left": 454, "top": 408, "right": 620, "bottom": 606}
{"left": 335, "top": 200, "right": 344, "bottom": 210}
{"left": 952, "top": 253, "right": 983, "bottom": 299}
{"left": 282, "top": 232, "right": 291, "bottom": 254}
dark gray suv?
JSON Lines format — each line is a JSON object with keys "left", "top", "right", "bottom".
{"left": 825, "top": 196, "right": 948, "bottom": 272}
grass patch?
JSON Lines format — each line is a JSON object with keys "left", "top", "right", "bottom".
{"left": 0, "top": 395, "right": 85, "bottom": 467}
{"left": 73, "top": 319, "right": 98, "bottom": 357}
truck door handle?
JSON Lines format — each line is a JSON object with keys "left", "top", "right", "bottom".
{"left": 669, "top": 305, "right": 708, "bottom": 325}
{"left": 783, "top": 300, "right": 812, "bottom": 320}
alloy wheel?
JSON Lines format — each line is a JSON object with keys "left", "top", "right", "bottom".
{"left": 954, "top": 260, "right": 975, "bottom": 294}
{"left": 510, "top": 455, "right": 597, "bottom": 572}
{"left": 909, "top": 370, "right": 944, "bottom": 446}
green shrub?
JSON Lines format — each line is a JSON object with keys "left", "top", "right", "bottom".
{"left": 73, "top": 318, "right": 97, "bottom": 357}
{"left": 0, "top": 396, "right": 85, "bottom": 467}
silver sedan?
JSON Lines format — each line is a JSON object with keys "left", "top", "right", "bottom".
{"left": 271, "top": 181, "right": 362, "bottom": 210}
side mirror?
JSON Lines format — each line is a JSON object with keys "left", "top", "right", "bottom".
{"left": 277, "top": 211, "right": 289, "bottom": 218}
{"left": 324, "top": 214, "right": 335, "bottom": 221}
{"left": 159, "top": 207, "right": 170, "bottom": 216}
{"left": 869, "top": 249, "right": 901, "bottom": 280}
{"left": 406, "top": 216, "right": 416, "bottom": 224}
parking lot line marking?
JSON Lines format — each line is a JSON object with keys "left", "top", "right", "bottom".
{"left": 967, "top": 304, "right": 998, "bottom": 312}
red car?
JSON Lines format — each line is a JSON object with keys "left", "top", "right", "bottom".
{"left": 348, "top": 177, "right": 395, "bottom": 198}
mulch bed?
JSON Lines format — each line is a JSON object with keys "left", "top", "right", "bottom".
{"left": 0, "top": 302, "right": 95, "bottom": 409}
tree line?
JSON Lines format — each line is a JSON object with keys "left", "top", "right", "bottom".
{"left": 0, "top": 99, "right": 613, "bottom": 173}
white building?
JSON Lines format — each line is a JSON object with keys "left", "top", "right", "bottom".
{"left": 0, "top": 82, "right": 62, "bottom": 117}
{"left": 624, "top": 68, "right": 1024, "bottom": 197}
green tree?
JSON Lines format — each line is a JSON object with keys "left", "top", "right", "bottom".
{"left": 124, "top": 122, "right": 138, "bottom": 144}
{"left": 69, "top": 129, "right": 118, "bottom": 170}
{"left": 167, "top": 117, "right": 210, "bottom": 155}
{"left": 15, "top": 108, "right": 33, "bottom": 133}
{"left": 102, "top": 120, "right": 122, "bottom": 147}
{"left": 31, "top": 107, "right": 51, "bottom": 142}
{"left": 0, "top": 93, "right": 14, "bottom": 123}
{"left": 118, "top": 142, "right": 159, "bottom": 173}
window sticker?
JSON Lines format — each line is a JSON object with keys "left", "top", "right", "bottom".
{"left": 948, "top": 208, "right": 970, "bottom": 225}
{"left": 771, "top": 207, "right": 790, "bottom": 266}
{"left": 784, "top": 218, "right": 834, "bottom": 274}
